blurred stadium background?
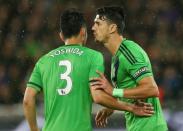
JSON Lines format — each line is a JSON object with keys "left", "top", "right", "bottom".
{"left": 0, "top": 0, "right": 183, "bottom": 130}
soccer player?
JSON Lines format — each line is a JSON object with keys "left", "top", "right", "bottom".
{"left": 23, "top": 8, "right": 154, "bottom": 131}
{"left": 91, "top": 6, "right": 168, "bottom": 131}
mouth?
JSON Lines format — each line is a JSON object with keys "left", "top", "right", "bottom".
{"left": 93, "top": 32, "right": 96, "bottom": 37}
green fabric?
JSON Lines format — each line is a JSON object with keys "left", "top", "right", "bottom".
{"left": 27, "top": 44, "right": 104, "bottom": 131}
{"left": 111, "top": 39, "right": 168, "bottom": 131}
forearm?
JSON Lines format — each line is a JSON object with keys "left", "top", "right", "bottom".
{"left": 92, "top": 89, "right": 133, "bottom": 112}
{"left": 123, "top": 84, "right": 159, "bottom": 99}
{"left": 91, "top": 76, "right": 159, "bottom": 99}
{"left": 23, "top": 99, "right": 38, "bottom": 131}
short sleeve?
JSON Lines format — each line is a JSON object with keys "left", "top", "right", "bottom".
{"left": 127, "top": 61, "right": 153, "bottom": 82}
{"left": 89, "top": 52, "right": 105, "bottom": 79}
{"left": 119, "top": 51, "right": 153, "bottom": 83}
{"left": 27, "top": 62, "right": 43, "bottom": 92}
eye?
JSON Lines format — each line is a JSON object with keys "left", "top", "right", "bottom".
{"left": 95, "top": 21, "right": 100, "bottom": 26}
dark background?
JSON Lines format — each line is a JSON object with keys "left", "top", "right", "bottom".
{"left": 0, "top": 0, "right": 183, "bottom": 130}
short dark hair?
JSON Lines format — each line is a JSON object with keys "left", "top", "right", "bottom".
{"left": 96, "top": 6, "right": 125, "bottom": 34}
{"left": 60, "top": 8, "right": 86, "bottom": 39}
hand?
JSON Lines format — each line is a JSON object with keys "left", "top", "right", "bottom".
{"left": 95, "top": 108, "right": 114, "bottom": 127}
{"left": 90, "top": 71, "right": 113, "bottom": 95}
{"left": 30, "top": 127, "right": 40, "bottom": 131}
{"left": 131, "top": 101, "right": 154, "bottom": 116}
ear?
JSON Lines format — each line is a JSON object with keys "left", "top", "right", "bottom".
{"left": 59, "top": 32, "right": 64, "bottom": 41}
{"left": 80, "top": 27, "right": 86, "bottom": 36}
{"left": 109, "top": 24, "right": 117, "bottom": 34}
{"left": 80, "top": 27, "right": 87, "bottom": 39}
{"left": 79, "top": 27, "right": 87, "bottom": 44}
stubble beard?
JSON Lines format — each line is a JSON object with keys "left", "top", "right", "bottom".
{"left": 94, "top": 37, "right": 105, "bottom": 45}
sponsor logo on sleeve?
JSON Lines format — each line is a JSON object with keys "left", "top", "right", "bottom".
{"left": 133, "top": 66, "right": 150, "bottom": 79}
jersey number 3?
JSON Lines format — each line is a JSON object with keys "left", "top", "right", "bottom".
{"left": 57, "top": 60, "right": 72, "bottom": 95}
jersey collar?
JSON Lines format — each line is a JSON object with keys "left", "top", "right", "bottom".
{"left": 114, "top": 38, "right": 127, "bottom": 56}
{"left": 64, "top": 44, "right": 82, "bottom": 46}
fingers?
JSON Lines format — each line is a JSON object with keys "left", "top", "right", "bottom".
{"left": 137, "top": 101, "right": 154, "bottom": 111}
{"left": 90, "top": 78, "right": 104, "bottom": 89}
{"left": 141, "top": 102, "right": 154, "bottom": 111}
{"left": 96, "top": 117, "right": 107, "bottom": 127}
{"left": 142, "top": 112, "right": 154, "bottom": 117}
{"left": 144, "top": 106, "right": 154, "bottom": 111}
{"left": 96, "top": 120, "right": 107, "bottom": 127}
{"left": 95, "top": 110, "right": 108, "bottom": 127}
{"left": 143, "top": 103, "right": 154, "bottom": 115}
{"left": 144, "top": 106, "right": 154, "bottom": 113}
{"left": 138, "top": 109, "right": 154, "bottom": 117}
{"left": 95, "top": 111, "right": 104, "bottom": 122}
{"left": 90, "top": 85, "right": 104, "bottom": 90}
{"left": 89, "top": 77, "right": 103, "bottom": 82}
{"left": 140, "top": 101, "right": 152, "bottom": 107}
{"left": 143, "top": 110, "right": 155, "bottom": 116}
{"left": 142, "top": 106, "right": 155, "bottom": 116}
{"left": 90, "top": 81, "right": 102, "bottom": 86}
{"left": 146, "top": 110, "right": 154, "bottom": 114}
{"left": 134, "top": 103, "right": 155, "bottom": 116}
{"left": 96, "top": 70, "right": 105, "bottom": 79}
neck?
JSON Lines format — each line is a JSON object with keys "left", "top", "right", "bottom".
{"left": 104, "top": 34, "right": 123, "bottom": 56}
{"left": 65, "top": 37, "right": 82, "bottom": 45}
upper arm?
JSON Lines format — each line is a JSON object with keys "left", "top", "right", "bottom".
{"left": 137, "top": 76, "right": 157, "bottom": 87}
{"left": 23, "top": 87, "right": 38, "bottom": 103}
{"left": 120, "top": 48, "right": 153, "bottom": 83}
{"left": 24, "top": 60, "right": 43, "bottom": 103}
{"left": 122, "top": 52, "right": 157, "bottom": 89}
{"left": 89, "top": 52, "right": 105, "bottom": 79}
{"left": 137, "top": 76, "right": 159, "bottom": 97}
{"left": 89, "top": 52, "right": 105, "bottom": 101}
{"left": 90, "top": 87, "right": 97, "bottom": 102}
{"left": 27, "top": 62, "right": 43, "bottom": 92}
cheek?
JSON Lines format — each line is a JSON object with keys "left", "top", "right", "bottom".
{"left": 97, "top": 27, "right": 107, "bottom": 38}
{"left": 101, "top": 29, "right": 108, "bottom": 37}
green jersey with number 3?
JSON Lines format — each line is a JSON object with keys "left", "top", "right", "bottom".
{"left": 111, "top": 39, "right": 168, "bottom": 131}
{"left": 27, "top": 44, "right": 104, "bottom": 131}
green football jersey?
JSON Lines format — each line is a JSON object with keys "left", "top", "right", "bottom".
{"left": 27, "top": 44, "right": 104, "bottom": 131}
{"left": 111, "top": 39, "right": 168, "bottom": 131}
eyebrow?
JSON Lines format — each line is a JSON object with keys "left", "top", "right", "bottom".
{"left": 94, "top": 18, "right": 100, "bottom": 23}
{"left": 94, "top": 20, "right": 101, "bottom": 25}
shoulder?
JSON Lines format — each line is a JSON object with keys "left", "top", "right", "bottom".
{"left": 123, "top": 39, "right": 143, "bottom": 52}
{"left": 118, "top": 40, "right": 138, "bottom": 65}
{"left": 83, "top": 46, "right": 103, "bottom": 57}
{"left": 122, "top": 39, "right": 147, "bottom": 56}
{"left": 36, "top": 46, "right": 63, "bottom": 64}
{"left": 82, "top": 47, "right": 104, "bottom": 64}
{"left": 123, "top": 40, "right": 148, "bottom": 57}
{"left": 118, "top": 39, "right": 148, "bottom": 65}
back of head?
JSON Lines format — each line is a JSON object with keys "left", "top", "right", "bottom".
{"left": 60, "top": 8, "right": 86, "bottom": 39}
{"left": 96, "top": 6, "right": 125, "bottom": 34}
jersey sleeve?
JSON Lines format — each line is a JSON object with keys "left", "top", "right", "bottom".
{"left": 89, "top": 52, "right": 105, "bottom": 79}
{"left": 120, "top": 50, "right": 153, "bottom": 83}
{"left": 27, "top": 61, "right": 43, "bottom": 92}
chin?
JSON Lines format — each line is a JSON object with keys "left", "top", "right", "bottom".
{"left": 95, "top": 40, "right": 104, "bottom": 45}
{"left": 94, "top": 37, "right": 100, "bottom": 42}
{"left": 94, "top": 38, "right": 98, "bottom": 42}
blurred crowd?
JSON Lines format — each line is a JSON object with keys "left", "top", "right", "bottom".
{"left": 0, "top": 0, "right": 183, "bottom": 105}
